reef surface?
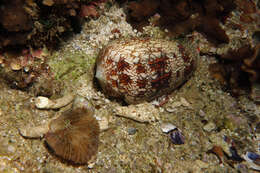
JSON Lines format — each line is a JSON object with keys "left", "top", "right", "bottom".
{"left": 0, "top": 1, "right": 260, "bottom": 173}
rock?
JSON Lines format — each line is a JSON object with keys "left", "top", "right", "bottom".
{"left": 203, "top": 122, "right": 216, "bottom": 132}
{"left": 10, "top": 61, "right": 22, "bottom": 71}
{"left": 180, "top": 97, "right": 192, "bottom": 108}
{"left": 42, "top": 0, "right": 54, "bottom": 6}
{"left": 194, "top": 160, "right": 209, "bottom": 169}
{"left": 127, "top": 127, "right": 137, "bottom": 135}
{"left": 114, "top": 102, "right": 159, "bottom": 123}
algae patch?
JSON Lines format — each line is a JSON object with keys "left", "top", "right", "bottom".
{"left": 48, "top": 50, "right": 97, "bottom": 83}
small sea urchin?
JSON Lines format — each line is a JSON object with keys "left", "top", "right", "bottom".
{"left": 44, "top": 108, "right": 100, "bottom": 165}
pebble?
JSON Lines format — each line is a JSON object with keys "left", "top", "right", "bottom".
{"left": 127, "top": 127, "right": 137, "bottom": 135}
{"left": 7, "top": 145, "right": 16, "bottom": 153}
{"left": 24, "top": 66, "right": 30, "bottom": 72}
{"left": 88, "top": 162, "right": 96, "bottom": 169}
{"left": 203, "top": 122, "right": 216, "bottom": 132}
{"left": 165, "top": 97, "right": 192, "bottom": 112}
{"left": 236, "top": 164, "right": 250, "bottom": 173}
{"left": 180, "top": 97, "right": 191, "bottom": 108}
{"left": 194, "top": 160, "right": 209, "bottom": 169}
{"left": 198, "top": 110, "right": 206, "bottom": 117}
{"left": 98, "top": 116, "right": 109, "bottom": 131}
{"left": 10, "top": 61, "right": 22, "bottom": 71}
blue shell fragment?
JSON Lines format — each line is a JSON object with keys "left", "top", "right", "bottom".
{"left": 170, "top": 129, "right": 185, "bottom": 145}
{"left": 247, "top": 152, "right": 260, "bottom": 161}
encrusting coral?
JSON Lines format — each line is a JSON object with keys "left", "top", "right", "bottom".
{"left": 0, "top": 0, "right": 106, "bottom": 49}
{"left": 0, "top": 48, "right": 62, "bottom": 97}
{"left": 209, "top": 43, "right": 260, "bottom": 97}
{"left": 0, "top": 0, "right": 33, "bottom": 47}
{"left": 124, "top": 0, "right": 236, "bottom": 45}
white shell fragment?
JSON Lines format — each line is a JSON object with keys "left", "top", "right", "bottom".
{"left": 203, "top": 122, "right": 216, "bottom": 132}
{"left": 161, "top": 123, "right": 177, "bottom": 133}
{"left": 165, "top": 97, "right": 192, "bottom": 112}
{"left": 180, "top": 97, "right": 192, "bottom": 108}
{"left": 19, "top": 123, "right": 50, "bottom": 138}
{"left": 243, "top": 152, "right": 260, "bottom": 171}
{"left": 35, "top": 94, "right": 74, "bottom": 109}
{"left": 98, "top": 116, "right": 109, "bottom": 131}
{"left": 114, "top": 102, "right": 159, "bottom": 123}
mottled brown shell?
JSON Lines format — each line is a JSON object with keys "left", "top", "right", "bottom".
{"left": 95, "top": 37, "right": 196, "bottom": 104}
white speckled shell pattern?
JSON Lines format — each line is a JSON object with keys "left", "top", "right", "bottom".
{"left": 95, "top": 37, "right": 197, "bottom": 104}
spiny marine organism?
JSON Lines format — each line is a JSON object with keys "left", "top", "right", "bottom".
{"left": 44, "top": 108, "right": 100, "bottom": 165}
{"left": 95, "top": 37, "right": 197, "bottom": 104}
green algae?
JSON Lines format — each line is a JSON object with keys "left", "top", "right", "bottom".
{"left": 48, "top": 50, "right": 97, "bottom": 83}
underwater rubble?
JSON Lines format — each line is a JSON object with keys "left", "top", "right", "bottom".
{"left": 125, "top": 0, "right": 236, "bottom": 45}
{"left": 0, "top": 0, "right": 107, "bottom": 49}
{"left": 0, "top": 0, "right": 260, "bottom": 172}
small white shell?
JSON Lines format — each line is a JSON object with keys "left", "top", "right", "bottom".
{"left": 161, "top": 123, "right": 177, "bottom": 133}
{"left": 35, "top": 96, "right": 50, "bottom": 109}
{"left": 35, "top": 94, "right": 74, "bottom": 109}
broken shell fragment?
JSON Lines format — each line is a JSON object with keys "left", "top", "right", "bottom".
{"left": 161, "top": 123, "right": 185, "bottom": 145}
{"left": 35, "top": 94, "right": 74, "bottom": 109}
{"left": 19, "top": 123, "right": 49, "bottom": 138}
{"left": 243, "top": 152, "right": 260, "bottom": 171}
{"left": 45, "top": 108, "right": 100, "bottom": 165}
{"left": 161, "top": 122, "right": 177, "bottom": 133}
{"left": 170, "top": 129, "right": 185, "bottom": 145}
{"left": 114, "top": 102, "right": 159, "bottom": 123}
